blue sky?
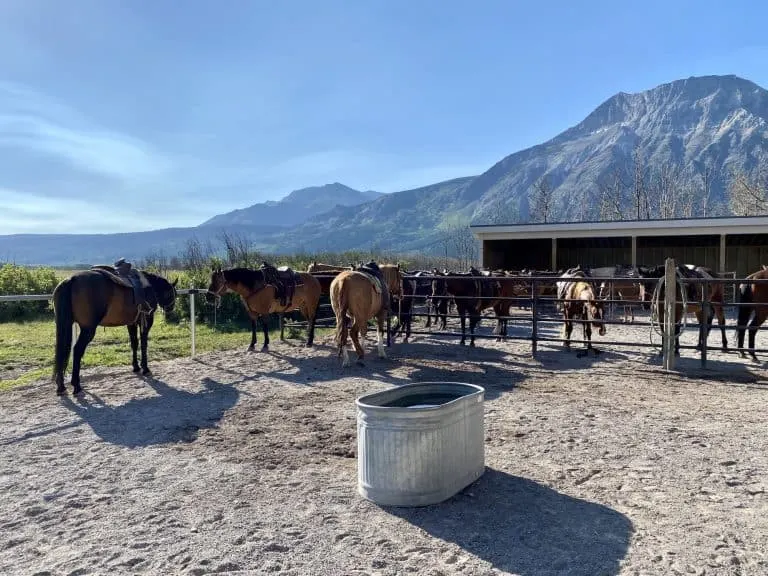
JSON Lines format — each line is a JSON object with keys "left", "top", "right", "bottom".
{"left": 0, "top": 0, "right": 766, "bottom": 234}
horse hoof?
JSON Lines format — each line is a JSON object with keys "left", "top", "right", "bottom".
{"left": 72, "top": 385, "right": 83, "bottom": 396}
{"left": 56, "top": 387, "right": 67, "bottom": 396}
{"left": 469, "top": 342, "right": 476, "bottom": 348}
{"left": 356, "top": 360, "right": 365, "bottom": 367}
{"left": 133, "top": 365, "right": 141, "bottom": 373}
{"left": 142, "top": 368, "right": 152, "bottom": 376}
{"left": 246, "top": 346, "right": 256, "bottom": 353}
{"left": 261, "top": 345, "right": 269, "bottom": 352}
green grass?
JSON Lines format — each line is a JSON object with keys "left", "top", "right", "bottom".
{"left": 0, "top": 316, "right": 331, "bottom": 391}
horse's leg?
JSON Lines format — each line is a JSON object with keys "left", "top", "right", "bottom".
{"left": 747, "top": 312, "right": 764, "bottom": 361}
{"left": 279, "top": 312, "right": 285, "bottom": 342}
{"left": 304, "top": 302, "right": 317, "bottom": 348}
{"left": 469, "top": 309, "right": 479, "bottom": 348}
{"left": 715, "top": 303, "right": 728, "bottom": 352}
{"left": 458, "top": 307, "right": 467, "bottom": 346}
{"left": 376, "top": 312, "right": 387, "bottom": 359}
{"left": 127, "top": 323, "right": 140, "bottom": 372}
{"left": 695, "top": 310, "right": 704, "bottom": 352}
{"left": 737, "top": 305, "right": 751, "bottom": 359}
{"left": 260, "top": 315, "right": 270, "bottom": 352}
{"left": 563, "top": 314, "right": 572, "bottom": 350}
{"left": 247, "top": 318, "right": 258, "bottom": 352}
{"left": 350, "top": 321, "right": 365, "bottom": 365}
{"left": 139, "top": 314, "right": 154, "bottom": 375}
{"left": 71, "top": 326, "right": 97, "bottom": 395}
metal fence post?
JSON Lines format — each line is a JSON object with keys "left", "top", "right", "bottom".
{"left": 531, "top": 279, "right": 538, "bottom": 357}
{"left": 189, "top": 287, "right": 196, "bottom": 358}
{"left": 663, "top": 258, "right": 676, "bottom": 370}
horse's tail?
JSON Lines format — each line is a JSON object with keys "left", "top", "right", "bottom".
{"left": 52, "top": 278, "right": 74, "bottom": 384}
{"left": 331, "top": 275, "right": 349, "bottom": 350}
{"left": 737, "top": 281, "right": 754, "bottom": 330}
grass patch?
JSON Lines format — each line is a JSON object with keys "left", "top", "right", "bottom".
{"left": 0, "top": 316, "right": 331, "bottom": 391}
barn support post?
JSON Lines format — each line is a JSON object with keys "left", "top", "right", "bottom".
{"left": 663, "top": 258, "right": 676, "bottom": 370}
{"left": 190, "top": 287, "right": 196, "bottom": 358}
{"left": 719, "top": 234, "right": 726, "bottom": 273}
{"left": 631, "top": 236, "right": 637, "bottom": 267}
{"left": 530, "top": 279, "right": 538, "bottom": 357}
{"left": 551, "top": 239, "right": 557, "bottom": 271}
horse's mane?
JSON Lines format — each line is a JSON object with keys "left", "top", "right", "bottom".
{"left": 378, "top": 264, "right": 403, "bottom": 297}
{"left": 223, "top": 267, "right": 265, "bottom": 288}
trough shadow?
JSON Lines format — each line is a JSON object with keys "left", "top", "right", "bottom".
{"left": 386, "top": 468, "right": 633, "bottom": 576}
{"left": 60, "top": 377, "right": 239, "bottom": 447}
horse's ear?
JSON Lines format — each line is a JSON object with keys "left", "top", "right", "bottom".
{"left": 172, "top": 277, "right": 179, "bottom": 288}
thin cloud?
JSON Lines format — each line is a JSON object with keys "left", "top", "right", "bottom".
{"left": 0, "top": 82, "right": 170, "bottom": 182}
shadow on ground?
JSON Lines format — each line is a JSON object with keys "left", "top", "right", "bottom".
{"left": 386, "top": 468, "right": 633, "bottom": 576}
{"left": 59, "top": 376, "right": 239, "bottom": 447}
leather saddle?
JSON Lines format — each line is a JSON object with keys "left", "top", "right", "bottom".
{"left": 355, "top": 263, "right": 384, "bottom": 295}
{"left": 90, "top": 264, "right": 155, "bottom": 311}
{"left": 260, "top": 262, "right": 303, "bottom": 307}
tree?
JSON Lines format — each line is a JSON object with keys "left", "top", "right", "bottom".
{"left": 530, "top": 175, "right": 554, "bottom": 223}
{"left": 596, "top": 167, "right": 627, "bottom": 221}
{"left": 485, "top": 196, "right": 520, "bottom": 225}
{"left": 728, "top": 158, "right": 768, "bottom": 216}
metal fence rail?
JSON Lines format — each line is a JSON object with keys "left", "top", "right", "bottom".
{"left": 3, "top": 264, "right": 768, "bottom": 370}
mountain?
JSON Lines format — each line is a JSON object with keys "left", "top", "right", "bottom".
{"left": 2, "top": 74, "right": 767, "bottom": 264}
{"left": 200, "top": 183, "right": 383, "bottom": 228}
{"left": 263, "top": 74, "right": 768, "bottom": 253}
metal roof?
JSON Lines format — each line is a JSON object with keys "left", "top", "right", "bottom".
{"left": 471, "top": 215, "right": 768, "bottom": 240}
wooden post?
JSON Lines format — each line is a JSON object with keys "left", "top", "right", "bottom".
{"left": 719, "top": 234, "right": 726, "bottom": 273}
{"left": 551, "top": 239, "right": 557, "bottom": 271}
{"left": 663, "top": 258, "right": 676, "bottom": 370}
{"left": 631, "top": 236, "right": 637, "bottom": 268}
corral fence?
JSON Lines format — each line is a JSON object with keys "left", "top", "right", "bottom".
{"left": 2, "top": 260, "right": 768, "bottom": 372}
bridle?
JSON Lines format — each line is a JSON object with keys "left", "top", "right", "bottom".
{"left": 209, "top": 271, "right": 228, "bottom": 308}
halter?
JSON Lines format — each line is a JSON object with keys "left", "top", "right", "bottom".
{"left": 210, "top": 271, "right": 229, "bottom": 308}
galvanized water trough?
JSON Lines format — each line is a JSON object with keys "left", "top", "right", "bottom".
{"left": 356, "top": 382, "right": 485, "bottom": 507}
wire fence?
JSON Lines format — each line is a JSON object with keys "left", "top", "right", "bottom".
{"left": 2, "top": 264, "right": 768, "bottom": 375}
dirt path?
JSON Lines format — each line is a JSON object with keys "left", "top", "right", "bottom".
{"left": 1, "top": 315, "right": 768, "bottom": 575}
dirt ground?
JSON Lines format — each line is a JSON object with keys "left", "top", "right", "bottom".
{"left": 1, "top": 309, "right": 768, "bottom": 576}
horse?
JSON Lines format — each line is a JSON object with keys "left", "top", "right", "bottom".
{"left": 431, "top": 267, "right": 501, "bottom": 347}
{"left": 306, "top": 262, "right": 353, "bottom": 295}
{"left": 206, "top": 264, "right": 321, "bottom": 352}
{"left": 736, "top": 266, "right": 768, "bottom": 360}
{"left": 52, "top": 267, "right": 178, "bottom": 396}
{"left": 557, "top": 270, "right": 606, "bottom": 357}
{"left": 638, "top": 264, "right": 727, "bottom": 354}
{"left": 484, "top": 270, "right": 527, "bottom": 341}
{"left": 391, "top": 276, "right": 416, "bottom": 343}
{"left": 330, "top": 264, "right": 389, "bottom": 367}
{"left": 593, "top": 265, "right": 644, "bottom": 323}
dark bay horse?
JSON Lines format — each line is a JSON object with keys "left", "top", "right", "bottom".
{"left": 593, "top": 265, "right": 643, "bottom": 323}
{"left": 736, "top": 266, "right": 768, "bottom": 360}
{"left": 431, "top": 267, "right": 501, "bottom": 347}
{"left": 638, "top": 264, "right": 727, "bottom": 354}
{"left": 557, "top": 271, "right": 606, "bottom": 356}
{"left": 52, "top": 268, "right": 178, "bottom": 396}
{"left": 206, "top": 265, "right": 321, "bottom": 351}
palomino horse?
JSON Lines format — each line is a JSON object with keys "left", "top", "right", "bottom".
{"left": 206, "top": 264, "right": 321, "bottom": 351}
{"left": 638, "top": 264, "right": 727, "bottom": 354}
{"left": 330, "top": 263, "right": 390, "bottom": 367}
{"left": 52, "top": 267, "right": 178, "bottom": 396}
{"left": 557, "top": 270, "right": 606, "bottom": 356}
{"left": 736, "top": 265, "right": 768, "bottom": 360}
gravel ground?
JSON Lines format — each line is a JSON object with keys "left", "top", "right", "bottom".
{"left": 1, "top": 309, "right": 767, "bottom": 576}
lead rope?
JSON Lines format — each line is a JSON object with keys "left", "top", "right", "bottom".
{"left": 649, "top": 273, "right": 689, "bottom": 347}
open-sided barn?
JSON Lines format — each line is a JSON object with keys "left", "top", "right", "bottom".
{"left": 471, "top": 216, "right": 768, "bottom": 278}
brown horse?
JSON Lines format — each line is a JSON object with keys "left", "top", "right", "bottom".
{"left": 331, "top": 267, "right": 389, "bottom": 367}
{"left": 206, "top": 265, "right": 321, "bottom": 351}
{"left": 52, "top": 267, "right": 178, "bottom": 396}
{"left": 307, "top": 262, "right": 353, "bottom": 295}
{"left": 558, "top": 273, "right": 606, "bottom": 357}
{"left": 736, "top": 266, "right": 768, "bottom": 360}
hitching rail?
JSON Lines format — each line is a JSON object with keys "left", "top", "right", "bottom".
{"left": 4, "top": 266, "right": 768, "bottom": 369}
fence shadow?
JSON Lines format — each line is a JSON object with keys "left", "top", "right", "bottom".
{"left": 59, "top": 377, "right": 239, "bottom": 447}
{"left": 385, "top": 468, "right": 633, "bottom": 576}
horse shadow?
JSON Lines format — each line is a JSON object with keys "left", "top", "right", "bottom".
{"left": 385, "top": 468, "right": 633, "bottom": 576}
{"left": 645, "top": 353, "right": 768, "bottom": 384}
{"left": 534, "top": 346, "right": 631, "bottom": 371}
{"left": 257, "top": 341, "right": 526, "bottom": 400}
{"left": 59, "top": 377, "right": 239, "bottom": 447}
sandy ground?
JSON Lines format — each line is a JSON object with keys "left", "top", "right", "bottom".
{"left": 1, "top": 308, "right": 768, "bottom": 576}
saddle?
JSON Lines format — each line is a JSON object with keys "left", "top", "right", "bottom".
{"left": 355, "top": 261, "right": 390, "bottom": 311}
{"left": 260, "top": 262, "right": 303, "bottom": 307}
{"left": 90, "top": 264, "right": 155, "bottom": 313}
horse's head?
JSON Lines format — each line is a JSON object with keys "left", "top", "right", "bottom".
{"left": 206, "top": 267, "right": 228, "bottom": 306}
{"left": 146, "top": 273, "right": 178, "bottom": 314}
{"left": 636, "top": 265, "right": 664, "bottom": 306}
